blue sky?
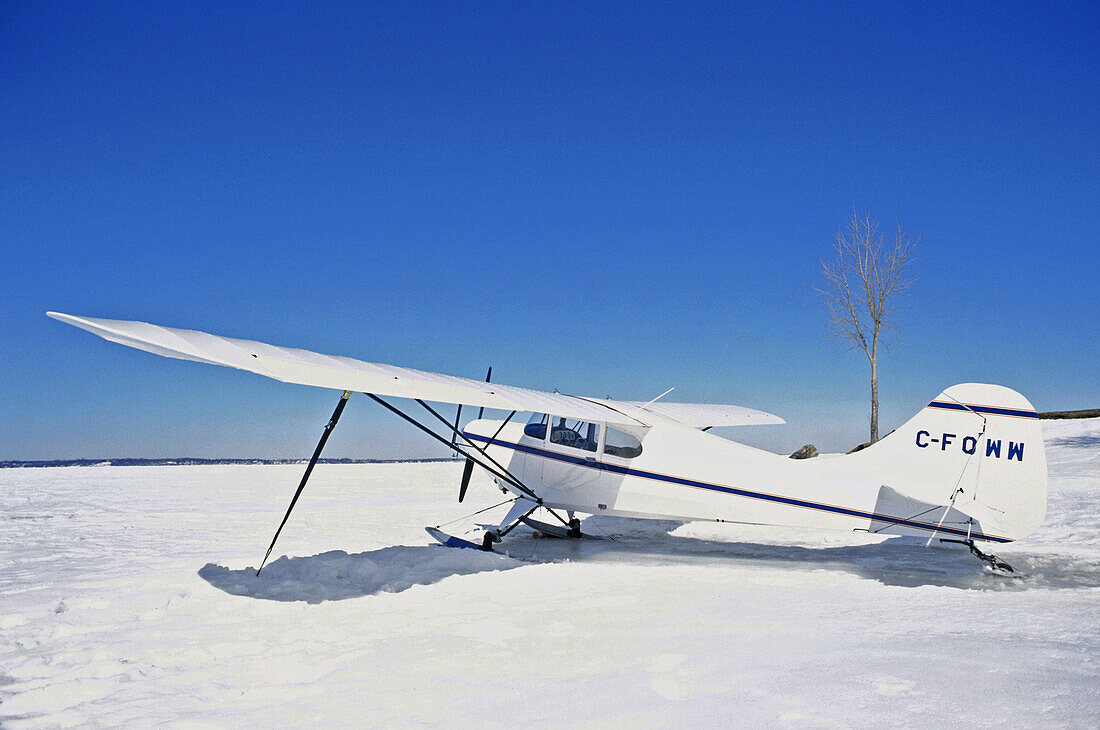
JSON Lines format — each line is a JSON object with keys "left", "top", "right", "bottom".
{"left": 2, "top": 1, "right": 1096, "bottom": 460}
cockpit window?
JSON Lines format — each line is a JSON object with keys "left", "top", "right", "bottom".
{"left": 604, "top": 427, "right": 643, "bottom": 459}
{"left": 524, "top": 412, "right": 548, "bottom": 439}
{"left": 549, "top": 417, "right": 600, "bottom": 452}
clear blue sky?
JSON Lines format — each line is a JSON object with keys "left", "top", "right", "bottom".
{"left": 2, "top": 1, "right": 1096, "bottom": 460}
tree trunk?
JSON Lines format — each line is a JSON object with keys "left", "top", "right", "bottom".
{"left": 870, "top": 356, "right": 879, "bottom": 443}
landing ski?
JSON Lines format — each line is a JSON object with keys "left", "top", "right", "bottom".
{"left": 519, "top": 515, "right": 582, "bottom": 539}
{"left": 425, "top": 526, "right": 490, "bottom": 551}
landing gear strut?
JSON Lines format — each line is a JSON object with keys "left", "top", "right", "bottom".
{"left": 429, "top": 499, "right": 583, "bottom": 552}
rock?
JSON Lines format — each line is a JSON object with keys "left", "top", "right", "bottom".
{"left": 789, "top": 444, "right": 819, "bottom": 459}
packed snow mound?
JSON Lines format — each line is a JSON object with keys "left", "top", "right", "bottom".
{"left": 199, "top": 546, "right": 521, "bottom": 602}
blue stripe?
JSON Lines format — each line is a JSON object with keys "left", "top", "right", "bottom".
{"left": 926, "top": 401, "right": 1038, "bottom": 419}
{"left": 465, "top": 432, "right": 1012, "bottom": 543}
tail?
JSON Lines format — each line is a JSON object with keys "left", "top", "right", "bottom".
{"left": 847, "top": 383, "right": 1047, "bottom": 543}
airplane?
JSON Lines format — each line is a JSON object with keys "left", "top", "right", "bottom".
{"left": 47, "top": 312, "right": 1047, "bottom": 574}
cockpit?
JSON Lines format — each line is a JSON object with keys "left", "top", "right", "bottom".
{"left": 523, "top": 412, "right": 642, "bottom": 459}
{"left": 550, "top": 417, "right": 599, "bottom": 452}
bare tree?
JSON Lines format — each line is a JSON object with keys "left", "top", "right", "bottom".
{"left": 817, "top": 211, "right": 917, "bottom": 443}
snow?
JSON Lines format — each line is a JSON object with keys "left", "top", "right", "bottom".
{"left": 2, "top": 420, "right": 1098, "bottom": 727}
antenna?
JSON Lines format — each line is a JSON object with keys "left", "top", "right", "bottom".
{"left": 640, "top": 387, "right": 675, "bottom": 409}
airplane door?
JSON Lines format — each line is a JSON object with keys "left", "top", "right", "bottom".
{"left": 540, "top": 416, "right": 603, "bottom": 499}
{"left": 516, "top": 412, "right": 549, "bottom": 487}
{"left": 594, "top": 424, "right": 646, "bottom": 508}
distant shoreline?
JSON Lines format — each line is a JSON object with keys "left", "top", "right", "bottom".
{"left": 7, "top": 410, "right": 1095, "bottom": 468}
{"left": 0, "top": 458, "right": 454, "bottom": 469}
{"left": 1039, "top": 409, "right": 1100, "bottom": 420}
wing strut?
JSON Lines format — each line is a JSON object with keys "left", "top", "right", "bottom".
{"left": 256, "top": 390, "right": 351, "bottom": 576}
{"left": 363, "top": 393, "right": 541, "bottom": 503}
{"left": 408, "top": 398, "right": 569, "bottom": 530}
{"left": 363, "top": 394, "right": 570, "bottom": 530}
{"left": 414, "top": 398, "right": 560, "bottom": 517}
{"left": 258, "top": 388, "right": 567, "bottom": 573}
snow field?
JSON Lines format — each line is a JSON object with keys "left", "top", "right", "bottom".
{"left": 1, "top": 421, "right": 1098, "bottom": 727}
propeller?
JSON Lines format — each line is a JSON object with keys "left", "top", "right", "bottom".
{"left": 457, "top": 366, "right": 491, "bottom": 502}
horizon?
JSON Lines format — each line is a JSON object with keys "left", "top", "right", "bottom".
{"left": 5, "top": 407, "right": 1096, "bottom": 466}
{"left": 3, "top": 2, "right": 1097, "bottom": 460}
{"left": 0, "top": 456, "right": 456, "bottom": 468}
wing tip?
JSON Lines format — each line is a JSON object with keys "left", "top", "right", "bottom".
{"left": 47, "top": 311, "right": 94, "bottom": 328}
{"left": 47, "top": 311, "right": 82, "bottom": 325}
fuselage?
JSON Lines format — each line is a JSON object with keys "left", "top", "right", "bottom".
{"left": 462, "top": 412, "right": 1023, "bottom": 544}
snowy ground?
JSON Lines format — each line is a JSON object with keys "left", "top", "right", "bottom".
{"left": 2, "top": 420, "right": 1098, "bottom": 728}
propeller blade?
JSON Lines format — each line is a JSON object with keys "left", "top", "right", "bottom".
{"left": 477, "top": 366, "right": 492, "bottom": 419}
{"left": 256, "top": 390, "right": 351, "bottom": 576}
{"left": 456, "top": 366, "right": 490, "bottom": 501}
{"left": 452, "top": 366, "right": 489, "bottom": 454}
{"left": 458, "top": 457, "right": 475, "bottom": 503}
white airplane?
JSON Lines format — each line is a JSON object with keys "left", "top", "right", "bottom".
{"left": 48, "top": 312, "right": 1047, "bottom": 573}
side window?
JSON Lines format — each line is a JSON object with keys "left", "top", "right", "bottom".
{"left": 549, "top": 417, "right": 600, "bottom": 453}
{"left": 604, "top": 427, "right": 643, "bottom": 459}
{"left": 524, "top": 413, "right": 548, "bottom": 439}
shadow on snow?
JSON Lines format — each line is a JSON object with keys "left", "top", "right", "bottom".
{"left": 199, "top": 518, "right": 1100, "bottom": 602}
{"left": 489, "top": 517, "right": 1100, "bottom": 592}
{"left": 198, "top": 545, "right": 523, "bottom": 603}
{"left": 1047, "top": 435, "right": 1100, "bottom": 448}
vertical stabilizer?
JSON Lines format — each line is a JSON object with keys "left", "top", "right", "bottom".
{"left": 847, "top": 383, "right": 1047, "bottom": 542}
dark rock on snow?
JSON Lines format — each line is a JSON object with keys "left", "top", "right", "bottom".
{"left": 790, "top": 444, "right": 819, "bottom": 459}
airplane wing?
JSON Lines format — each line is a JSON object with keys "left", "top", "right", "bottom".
{"left": 47, "top": 312, "right": 784, "bottom": 429}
